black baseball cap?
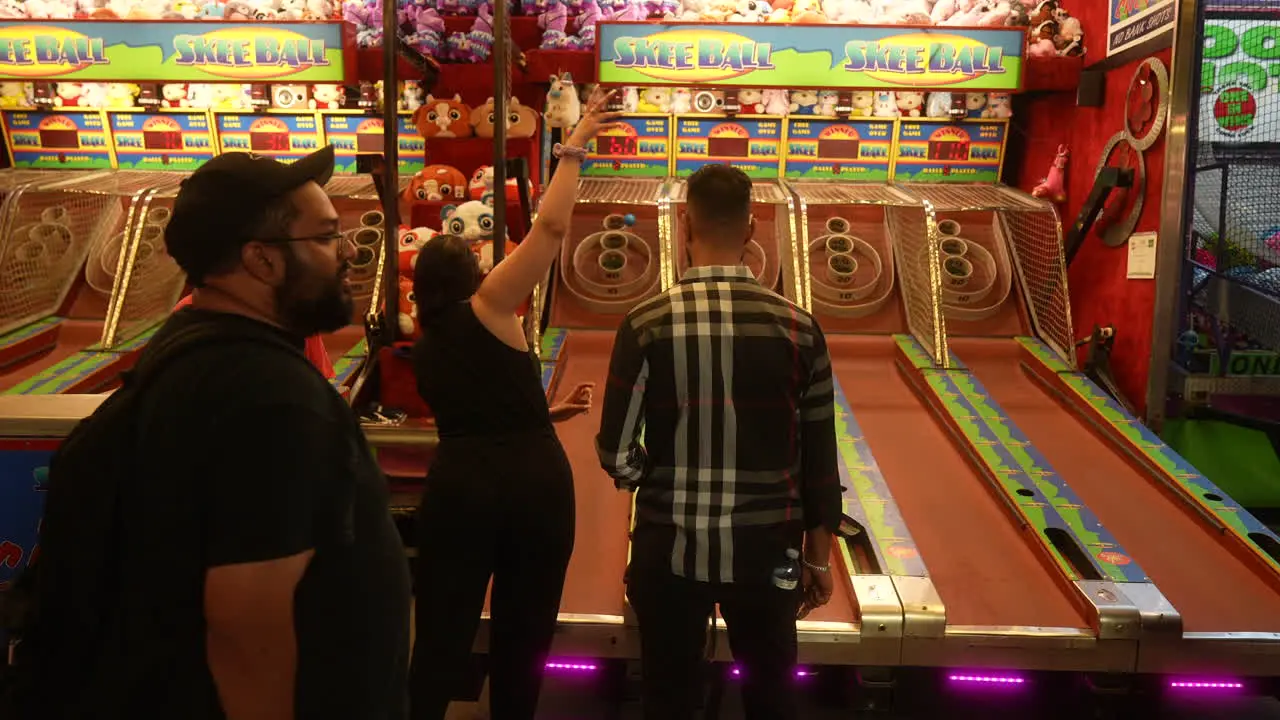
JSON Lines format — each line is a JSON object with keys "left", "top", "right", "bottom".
{"left": 165, "top": 146, "right": 336, "bottom": 284}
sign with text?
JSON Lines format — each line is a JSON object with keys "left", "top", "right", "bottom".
{"left": 0, "top": 443, "right": 54, "bottom": 593}
{"left": 1108, "top": 0, "right": 1176, "bottom": 57}
{"left": 215, "top": 111, "right": 323, "bottom": 163}
{"left": 109, "top": 110, "right": 215, "bottom": 171}
{"left": 0, "top": 20, "right": 349, "bottom": 83}
{"left": 784, "top": 118, "right": 895, "bottom": 181}
{"left": 891, "top": 119, "right": 1006, "bottom": 183}
{"left": 673, "top": 116, "right": 782, "bottom": 178}
{"left": 325, "top": 113, "right": 424, "bottom": 175}
{"left": 598, "top": 22, "right": 1024, "bottom": 91}
{"left": 1199, "top": 19, "right": 1280, "bottom": 143}
{"left": 2, "top": 109, "right": 114, "bottom": 169}
{"left": 583, "top": 115, "right": 671, "bottom": 177}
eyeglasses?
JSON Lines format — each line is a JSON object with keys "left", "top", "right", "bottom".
{"left": 258, "top": 231, "right": 347, "bottom": 246}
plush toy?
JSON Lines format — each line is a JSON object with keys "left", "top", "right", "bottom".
{"left": 789, "top": 89, "right": 817, "bottom": 115}
{"left": 1028, "top": 0, "right": 1056, "bottom": 25}
{"left": 398, "top": 225, "right": 442, "bottom": 275}
{"left": 669, "top": 88, "right": 693, "bottom": 114}
{"left": 872, "top": 91, "right": 898, "bottom": 118}
{"left": 538, "top": 0, "right": 572, "bottom": 48}
{"left": 822, "top": 0, "right": 872, "bottom": 22}
{"left": 0, "top": 0, "right": 26, "bottom": 17}
{"left": 761, "top": 89, "right": 789, "bottom": 116}
{"left": 402, "top": 81, "right": 426, "bottom": 112}
{"left": 405, "top": 165, "right": 468, "bottom": 202}
{"left": 983, "top": 92, "right": 1013, "bottom": 119}
{"left": 1054, "top": 8, "right": 1084, "bottom": 56}
{"left": 849, "top": 90, "right": 873, "bottom": 117}
{"left": 977, "top": 0, "right": 1012, "bottom": 26}
{"left": 896, "top": 91, "right": 924, "bottom": 118}
{"left": 0, "top": 81, "right": 29, "bottom": 108}
{"left": 925, "top": 92, "right": 952, "bottom": 118}
{"left": 441, "top": 197, "right": 517, "bottom": 273}
{"left": 637, "top": 87, "right": 672, "bottom": 113}
{"left": 570, "top": 0, "right": 605, "bottom": 49}
{"left": 161, "top": 83, "right": 189, "bottom": 108}
{"left": 80, "top": 83, "right": 108, "bottom": 108}
{"left": 469, "top": 166, "right": 531, "bottom": 202}
{"left": 456, "top": 1, "right": 498, "bottom": 61}
{"left": 104, "top": 83, "right": 141, "bottom": 109}
{"left": 789, "top": 0, "right": 824, "bottom": 22}
{"left": 404, "top": 6, "right": 446, "bottom": 57}
{"left": 1031, "top": 144, "right": 1068, "bottom": 204}
{"left": 310, "top": 84, "right": 343, "bottom": 110}
{"left": 1028, "top": 20, "right": 1058, "bottom": 57}
{"left": 816, "top": 90, "right": 839, "bottom": 117}
{"left": 398, "top": 277, "right": 421, "bottom": 340}
{"left": 964, "top": 92, "right": 986, "bottom": 118}
{"left": 545, "top": 73, "right": 582, "bottom": 129}
{"left": 415, "top": 94, "right": 473, "bottom": 138}
{"left": 737, "top": 89, "right": 765, "bottom": 114}
{"left": 620, "top": 86, "right": 641, "bottom": 113}
{"left": 729, "top": 0, "right": 771, "bottom": 21}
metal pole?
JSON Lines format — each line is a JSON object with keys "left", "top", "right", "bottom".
{"left": 492, "top": 0, "right": 509, "bottom": 264}
{"left": 381, "top": 0, "right": 401, "bottom": 347}
{"left": 1146, "top": 0, "right": 1201, "bottom": 429}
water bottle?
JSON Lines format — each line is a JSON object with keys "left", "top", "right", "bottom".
{"left": 772, "top": 548, "right": 801, "bottom": 591}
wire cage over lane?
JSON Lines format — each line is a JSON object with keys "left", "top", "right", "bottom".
{"left": 896, "top": 183, "right": 1074, "bottom": 369}
{"left": 0, "top": 171, "right": 125, "bottom": 337}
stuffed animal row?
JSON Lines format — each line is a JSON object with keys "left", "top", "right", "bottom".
{"left": 412, "top": 95, "right": 540, "bottom": 139}
{"left": 607, "top": 87, "right": 1013, "bottom": 120}
{"left": 0, "top": 0, "right": 339, "bottom": 19}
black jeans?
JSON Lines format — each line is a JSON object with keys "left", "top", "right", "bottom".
{"left": 626, "top": 564, "right": 801, "bottom": 720}
{"left": 409, "top": 432, "right": 575, "bottom": 720}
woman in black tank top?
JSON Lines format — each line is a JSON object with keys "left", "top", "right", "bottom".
{"left": 407, "top": 89, "right": 619, "bottom": 720}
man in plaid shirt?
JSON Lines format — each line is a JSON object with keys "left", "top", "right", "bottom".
{"left": 596, "top": 165, "right": 842, "bottom": 720}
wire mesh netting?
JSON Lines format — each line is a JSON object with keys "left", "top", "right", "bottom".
{"left": 886, "top": 203, "right": 946, "bottom": 365}
{"left": 0, "top": 180, "right": 123, "bottom": 337}
{"left": 106, "top": 189, "right": 187, "bottom": 347}
{"left": 1000, "top": 206, "right": 1075, "bottom": 366}
{"left": 1185, "top": 8, "right": 1280, "bottom": 369}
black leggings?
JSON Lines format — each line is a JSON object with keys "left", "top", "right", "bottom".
{"left": 409, "top": 431, "right": 575, "bottom": 720}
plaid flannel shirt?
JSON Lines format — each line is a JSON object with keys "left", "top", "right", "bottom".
{"left": 596, "top": 265, "right": 841, "bottom": 584}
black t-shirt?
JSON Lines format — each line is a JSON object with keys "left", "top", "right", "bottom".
{"left": 99, "top": 309, "right": 410, "bottom": 719}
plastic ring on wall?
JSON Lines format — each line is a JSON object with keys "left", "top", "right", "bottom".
{"left": 941, "top": 255, "right": 973, "bottom": 289}
{"left": 40, "top": 206, "right": 69, "bottom": 226}
{"left": 1124, "top": 56, "right": 1170, "bottom": 152}
{"left": 353, "top": 227, "right": 383, "bottom": 246}
{"left": 360, "top": 210, "right": 384, "bottom": 228}
{"left": 808, "top": 234, "right": 884, "bottom": 302}
{"left": 936, "top": 218, "right": 962, "bottom": 237}
{"left": 571, "top": 230, "right": 655, "bottom": 299}
{"left": 941, "top": 241, "right": 997, "bottom": 306}
{"left": 598, "top": 249, "right": 628, "bottom": 281}
{"left": 352, "top": 244, "right": 376, "bottom": 269}
{"left": 940, "top": 236, "right": 969, "bottom": 256}
{"left": 826, "top": 253, "right": 858, "bottom": 285}
{"left": 30, "top": 223, "right": 73, "bottom": 262}
{"left": 1094, "top": 131, "right": 1146, "bottom": 248}
{"left": 146, "top": 206, "right": 172, "bottom": 226}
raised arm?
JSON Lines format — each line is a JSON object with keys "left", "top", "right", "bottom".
{"left": 596, "top": 316, "right": 649, "bottom": 489}
{"left": 474, "top": 88, "right": 620, "bottom": 316}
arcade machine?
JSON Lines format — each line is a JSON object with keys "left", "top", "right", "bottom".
{"left": 598, "top": 20, "right": 1280, "bottom": 681}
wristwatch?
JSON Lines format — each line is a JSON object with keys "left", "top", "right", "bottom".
{"left": 553, "top": 143, "right": 587, "bottom": 161}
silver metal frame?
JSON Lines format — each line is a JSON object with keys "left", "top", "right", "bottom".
{"left": 1147, "top": 0, "right": 1198, "bottom": 429}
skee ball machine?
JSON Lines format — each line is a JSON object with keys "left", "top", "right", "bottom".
{"left": 0, "top": 15, "right": 358, "bottom": 605}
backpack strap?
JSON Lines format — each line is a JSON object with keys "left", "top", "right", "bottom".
{"left": 121, "top": 317, "right": 309, "bottom": 394}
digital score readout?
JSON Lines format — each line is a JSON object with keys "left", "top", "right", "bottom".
{"left": 891, "top": 118, "right": 1006, "bottom": 183}
{"left": 582, "top": 115, "right": 671, "bottom": 177}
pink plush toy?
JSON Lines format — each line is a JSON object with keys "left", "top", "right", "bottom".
{"left": 1032, "top": 144, "right": 1068, "bottom": 204}
{"left": 539, "top": 0, "right": 572, "bottom": 48}
{"left": 571, "top": 0, "right": 606, "bottom": 49}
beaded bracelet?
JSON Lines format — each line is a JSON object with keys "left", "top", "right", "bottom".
{"left": 802, "top": 559, "right": 830, "bottom": 573}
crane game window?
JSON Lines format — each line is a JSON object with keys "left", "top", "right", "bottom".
{"left": 707, "top": 123, "right": 750, "bottom": 158}
{"left": 817, "top": 125, "right": 861, "bottom": 159}
{"left": 141, "top": 116, "right": 184, "bottom": 151}
{"left": 927, "top": 127, "right": 971, "bottom": 162}
{"left": 38, "top": 117, "right": 81, "bottom": 149}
